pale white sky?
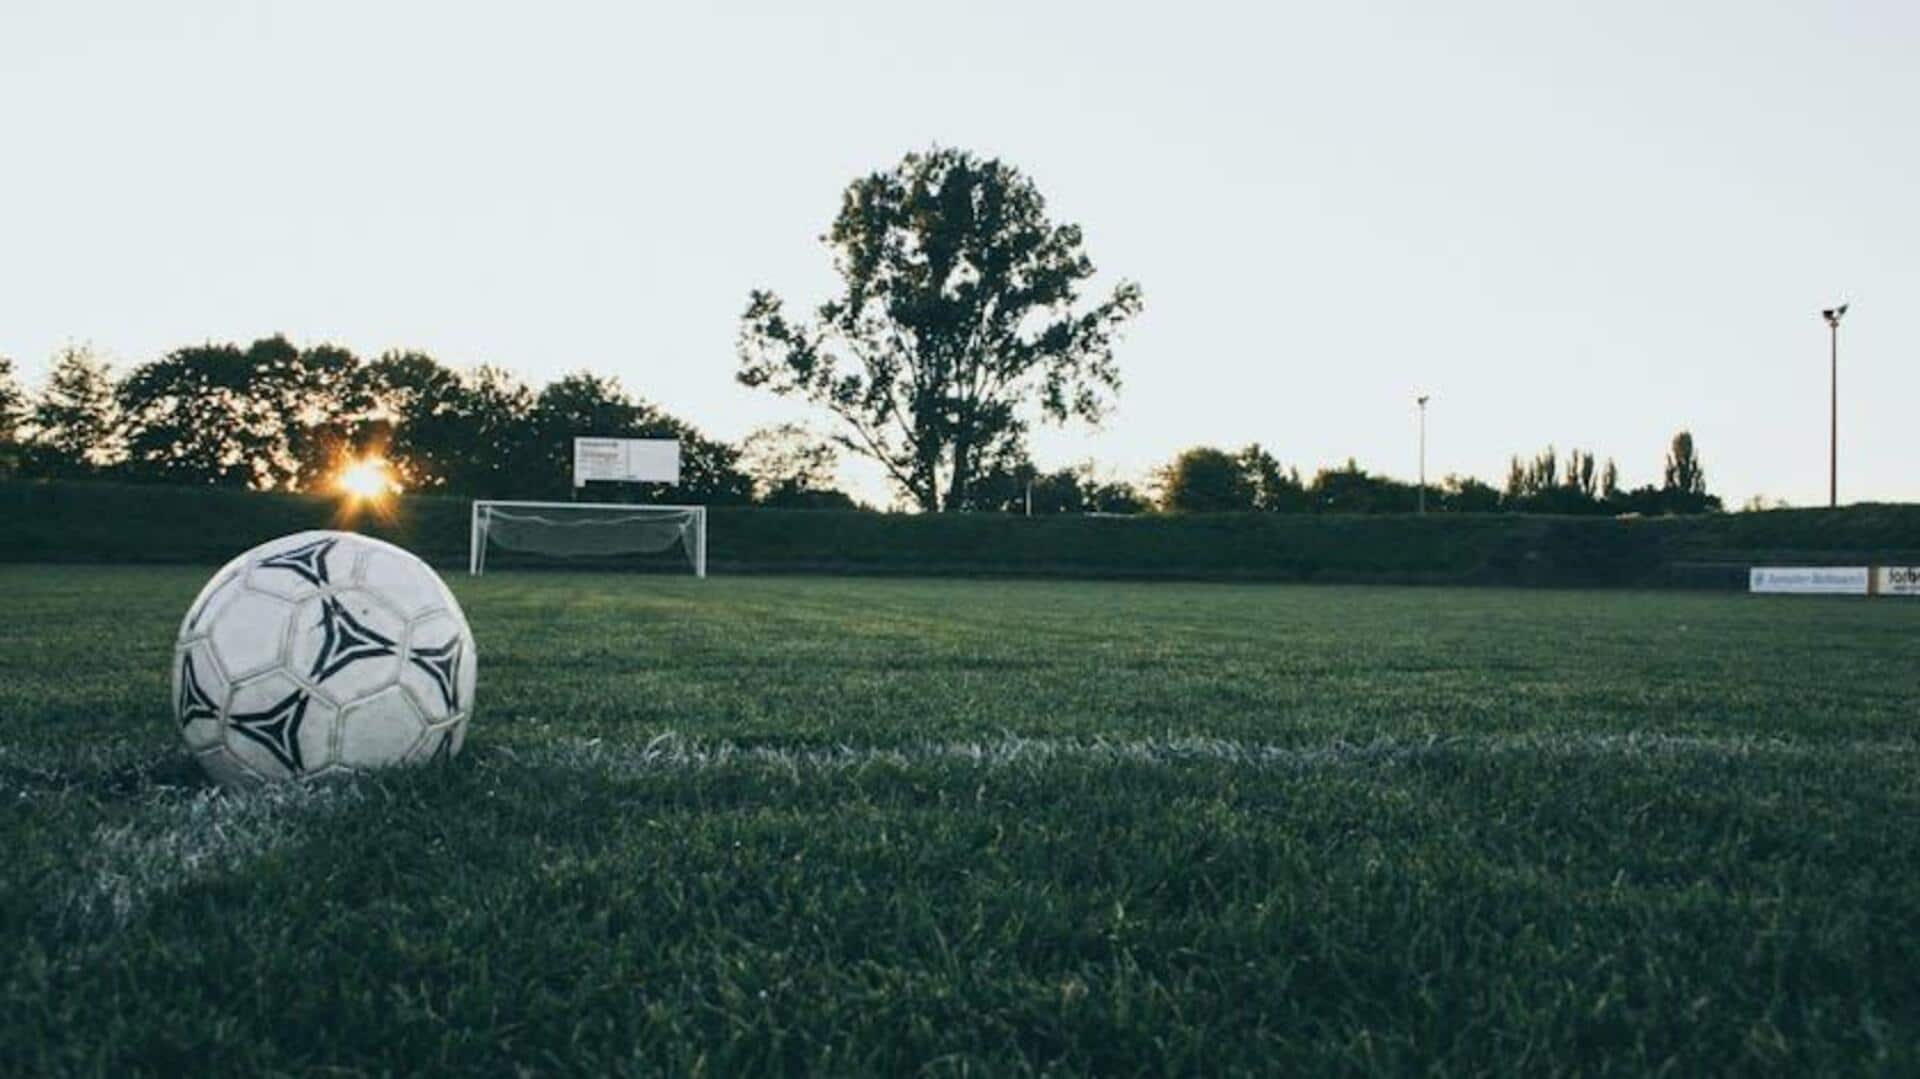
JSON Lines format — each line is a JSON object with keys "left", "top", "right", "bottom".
{"left": 3, "top": 1, "right": 1914, "bottom": 508}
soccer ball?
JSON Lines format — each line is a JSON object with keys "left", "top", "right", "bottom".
{"left": 172, "top": 530, "right": 477, "bottom": 788}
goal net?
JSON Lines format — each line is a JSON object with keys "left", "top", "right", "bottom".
{"left": 469, "top": 501, "right": 707, "bottom": 577}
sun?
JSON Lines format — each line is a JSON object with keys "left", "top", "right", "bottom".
{"left": 335, "top": 457, "right": 399, "bottom": 501}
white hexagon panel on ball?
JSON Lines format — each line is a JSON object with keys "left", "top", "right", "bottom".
{"left": 171, "top": 531, "right": 478, "bottom": 788}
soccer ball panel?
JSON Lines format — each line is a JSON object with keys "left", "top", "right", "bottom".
{"left": 337, "top": 686, "right": 429, "bottom": 770}
{"left": 245, "top": 532, "right": 355, "bottom": 601}
{"left": 174, "top": 642, "right": 228, "bottom": 751}
{"left": 207, "top": 590, "right": 295, "bottom": 682}
{"left": 402, "top": 612, "right": 470, "bottom": 721}
{"left": 289, "top": 589, "right": 406, "bottom": 706}
{"left": 408, "top": 718, "right": 466, "bottom": 764}
{"left": 179, "top": 559, "right": 247, "bottom": 641}
{"left": 225, "top": 672, "right": 338, "bottom": 779}
{"left": 358, "top": 546, "right": 448, "bottom": 619}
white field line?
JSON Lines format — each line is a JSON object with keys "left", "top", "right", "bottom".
{"left": 59, "top": 783, "right": 363, "bottom": 929}
{"left": 515, "top": 731, "right": 1920, "bottom": 777}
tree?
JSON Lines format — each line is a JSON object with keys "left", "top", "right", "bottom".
{"left": 1310, "top": 459, "right": 1415, "bottom": 513}
{"left": 449, "top": 365, "right": 536, "bottom": 495}
{"left": 0, "top": 355, "right": 23, "bottom": 477}
{"left": 1236, "top": 444, "right": 1307, "bottom": 512}
{"left": 738, "top": 423, "right": 843, "bottom": 504}
{"left": 365, "top": 351, "right": 472, "bottom": 491}
{"left": 361, "top": 354, "right": 538, "bottom": 495}
{"left": 119, "top": 342, "right": 257, "bottom": 486}
{"left": 1156, "top": 447, "right": 1252, "bottom": 513}
{"left": 1085, "top": 477, "right": 1148, "bottom": 514}
{"left": 30, "top": 344, "right": 121, "bottom": 477}
{"left": 1658, "top": 430, "right": 1719, "bottom": 514}
{"left": 738, "top": 147, "right": 1143, "bottom": 512}
{"left": 1440, "top": 475, "right": 1502, "bottom": 513}
{"left": 118, "top": 336, "right": 367, "bottom": 489}
{"left": 0, "top": 355, "right": 23, "bottom": 443}
{"left": 1664, "top": 431, "right": 1705, "bottom": 497}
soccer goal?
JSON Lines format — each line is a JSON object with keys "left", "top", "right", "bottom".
{"left": 469, "top": 501, "right": 707, "bottom": 578}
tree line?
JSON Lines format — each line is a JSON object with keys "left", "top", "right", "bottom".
{"left": 0, "top": 341, "right": 855, "bottom": 506}
{"left": 1152, "top": 434, "right": 1720, "bottom": 515}
{"left": 0, "top": 343, "right": 1720, "bottom": 515}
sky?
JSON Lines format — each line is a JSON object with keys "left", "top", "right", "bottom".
{"left": 2, "top": 0, "right": 1915, "bottom": 508}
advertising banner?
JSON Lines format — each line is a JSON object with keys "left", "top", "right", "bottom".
{"left": 1875, "top": 567, "right": 1920, "bottom": 596}
{"left": 572, "top": 438, "right": 681, "bottom": 487}
{"left": 1748, "top": 567, "right": 1869, "bottom": 595}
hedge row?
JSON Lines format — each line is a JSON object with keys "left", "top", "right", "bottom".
{"left": 3, "top": 480, "right": 1917, "bottom": 587}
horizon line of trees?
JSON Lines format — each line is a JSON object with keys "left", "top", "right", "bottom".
{"left": 1149, "top": 434, "right": 1721, "bottom": 517}
{"left": 1, "top": 339, "right": 1724, "bottom": 517}
{"left": 0, "top": 339, "right": 855, "bottom": 508}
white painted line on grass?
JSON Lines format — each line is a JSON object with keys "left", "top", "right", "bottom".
{"left": 517, "top": 731, "right": 1919, "bottom": 777}
{"left": 59, "top": 782, "right": 362, "bottom": 929}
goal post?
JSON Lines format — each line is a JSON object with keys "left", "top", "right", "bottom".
{"left": 469, "top": 501, "right": 707, "bottom": 578}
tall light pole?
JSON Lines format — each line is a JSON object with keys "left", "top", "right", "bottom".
{"left": 1416, "top": 394, "right": 1430, "bottom": 514}
{"left": 1822, "top": 303, "right": 1848, "bottom": 508}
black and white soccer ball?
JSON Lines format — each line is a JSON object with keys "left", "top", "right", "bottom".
{"left": 172, "top": 531, "right": 477, "bottom": 788}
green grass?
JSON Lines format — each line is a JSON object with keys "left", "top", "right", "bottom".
{"left": 2, "top": 566, "right": 1917, "bottom": 1075}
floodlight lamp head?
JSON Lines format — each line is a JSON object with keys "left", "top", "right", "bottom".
{"left": 1417, "top": 395, "right": 1430, "bottom": 406}
{"left": 1823, "top": 303, "right": 1848, "bottom": 326}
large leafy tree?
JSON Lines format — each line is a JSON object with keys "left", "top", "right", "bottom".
{"left": 366, "top": 355, "right": 534, "bottom": 495}
{"left": 1155, "top": 447, "right": 1253, "bottom": 513}
{"left": 738, "top": 147, "right": 1143, "bottom": 512}
{"left": 119, "top": 336, "right": 365, "bottom": 489}
{"left": 119, "top": 342, "right": 258, "bottom": 485}
{"left": 30, "top": 344, "right": 122, "bottom": 477}
{"left": 364, "top": 351, "right": 473, "bottom": 491}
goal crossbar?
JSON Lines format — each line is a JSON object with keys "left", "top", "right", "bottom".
{"left": 469, "top": 501, "right": 707, "bottom": 578}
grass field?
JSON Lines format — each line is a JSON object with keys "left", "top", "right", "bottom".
{"left": 3, "top": 566, "right": 1917, "bottom": 1074}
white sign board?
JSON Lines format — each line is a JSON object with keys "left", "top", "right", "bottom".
{"left": 1749, "top": 567, "right": 1869, "bottom": 595}
{"left": 572, "top": 438, "right": 680, "bottom": 487}
{"left": 1876, "top": 567, "right": 1920, "bottom": 596}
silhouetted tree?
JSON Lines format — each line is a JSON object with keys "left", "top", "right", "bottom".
{"left": 1656, "top": 430, "right": 1719, "bottom": 514}
{"left": 738, "top": 423, "right": 843, "bottom": 504}
{"left": 1237, "top": 444, "right": 1308, "bottom": 512}
{"left": 0, "top": 355, "right": 22, "bottom": 477}
{"left": 0, "top": 355, "right": 22, "bottom": 443}
{"left": 1156, "top": 447, "right": 1253, "bottom": 512}
{"left": 119, "top": 336, "right": 370, "bottom": 489}
{"left": 1440, "top": 475, "right": 1502, "bottom": 513}
{"left": 364, "top": 351, "right": 473, "bottom": 491}
{"left": 29, "top": 344, "right": 121, "bottom": 477}
{"left": 738, "top": 147, "right": 1143, "bottom": 512}
{"left": 1085, "top": 477, "right": 1148, "bottom": 514}
{"left": 1310, "top": 459, "right": 1416, "bottom": 513}
{"left": 1664, "top": 431, "right": 1705, "bottom": 497}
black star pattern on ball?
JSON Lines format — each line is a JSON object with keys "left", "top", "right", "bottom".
{"left": 177, "top": 654, "right": 220, "bottom": 727}
{"left": 309, "top": 597, "right": 398, "bottom": 682}
{"left": 409, "top": 637, "right": 463, "bottom": 711}
{"left": 258, "top": 537, "right": 337, "bottom": 587}
{"left": 228, "top": 689, "right": 309, "bottom": 774}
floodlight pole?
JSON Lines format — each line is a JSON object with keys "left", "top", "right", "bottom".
{"left": 1822, "top": 304, "right": 1848, "bottom": 509}
{"left": 1416, "top": 395, "right": 1430, "bottom": 514}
